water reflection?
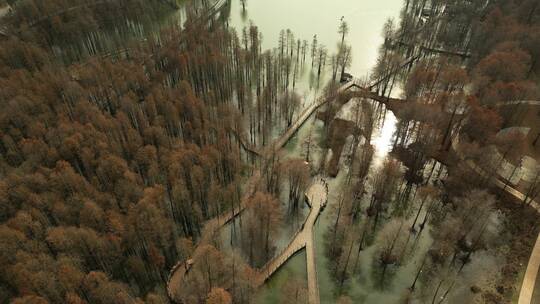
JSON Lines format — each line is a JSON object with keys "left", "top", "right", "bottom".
{"left": 372, "top": 110, "right": 397, "bottom": 167}
{"left": 228, "top": 0, "right": 403, "bottom": 76}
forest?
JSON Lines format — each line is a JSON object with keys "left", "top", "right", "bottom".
{"left": 0, "top": 0, "right": 538, "bottom": 303}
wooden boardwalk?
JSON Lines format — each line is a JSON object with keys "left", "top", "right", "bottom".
{"left": 367, "top": 55, "right": 420, "bottom": 91}
{"left": 230, "top": 130, "right": 263, "bottom": 156}
{"left": 257, "top": 180, "right": 328, "bottom": 304}
{"left": 419, "top": 45, "right": 471, "bottom": 58}
{"left": 167, "top": 66, "right": 358, "bottom": 302}
{"left": 166, "top": 170, "right": 260, "bottom": 301}
{"left": 168, "top": 82, "right": 337, "bottom": 302}
{"left": 452, "top": 139, "right": 539, "bottom": 211}
{"left": 521, "top": 235, "right": 540, "bottom": 304}
{"left": 261, "top": 100, "right": 328, "bottom": 155}
{"left": 234, "top": 79, "right": 355, "bottom": 158}
{"left": 167, "top": 176, "right": 328, "bottom": 303}
{"left": 169, "top": 29, "right": 444, "bottom": 302}
{"left": 390, "top": 39, "right": 471, "bottom": 59}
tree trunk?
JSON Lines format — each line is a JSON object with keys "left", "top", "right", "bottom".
{"left": 411, "top": 197, "right": 428, "bottom": 231}
{"left": 410, "top": 254, "right": 427, "bottom": 291}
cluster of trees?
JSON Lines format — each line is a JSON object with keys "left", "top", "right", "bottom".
{"left": 322, "top": 96, "right": 380, "bottom": 290}
{"left": 174, "top": 244, "right": 257, "bottom": 304}
{"left": 374, "top": 0, "right": 539, "bottom": 199}
{"left": 470, "top": 0, "right": 539, "bottom": 106}
{"left": 0, "top": 0, "right": 344, "bottom": 302}
{"left": 2, "top": 0, "right": 177, "bottom": 62}
{"left": 0, "top": 26, "right": 251, "bottom": 303}
{"left": 0, "top": 1, "right": 267, "bottom": 303}
{"left": 320, "top": 0, "right": 539, "bottom": 302}
{"left": 0, "top": 0, "right": 537, "bottom": 302}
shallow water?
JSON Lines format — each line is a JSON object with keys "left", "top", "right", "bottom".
{"left": 227, "top": 0, "right": 403, "bottom": 78}
{"left": 219, "top": 0, "right": 410, "bottom": 302}
{"left": 276, "top": 97, "right": 507, "bottom": 304}
{"left": 173, "top": 1, "right": 505, "bottom": 303}
{"left": 223, "top": 0, "right": 404, "bottom": 144}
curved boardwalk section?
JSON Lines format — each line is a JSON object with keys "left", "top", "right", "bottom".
{"left": 168, "top": 82, "right": 332, "bottom": 302}
{"left": 167, "top": 178, "right": 328, "bottom": 304}
{"left": 521, "top": 234, "right": 540, "bottom": 304}
{"left": 257, "top": 180, "right": 327, "bottom": 304}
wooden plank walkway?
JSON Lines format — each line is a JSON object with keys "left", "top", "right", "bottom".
{"left": 419, "top": 45, "right": 471, "bottom": 58}
{"left": 166, "top": 170, "right": 260, "bottom": 301}
{"left": 304, "top": 181, "right": 327, "bottom": 304}
{"left": 306, "top": 232, "right": 319, "bottom": 304}
{"left": 521, "top": 234, "right": 540, "bottom": 304}
{"left": 256, "top": 180, "right": 327, "bottom": 304}
{"left": 452, "top": 139, "right": 539, "bottom": 211}
{"left": 234, "top": 79, "right": 355, "bottom": 158}
{"left": 168, "top": 81, "right": 336, "bottom": 302}
{"left": 367, "top": 55, "right": 420, "bottom": 91}
{"left": 167, "top": 73, "right": 343, "bottom": 300}
{"left": 168, "top": 27, "right": 455, "bottom": 302}
{"left": 390, "top": 39, "right": 471, "bottom": 58}
{"left": 230, "top": 130, "right": 263, "bottom": 156}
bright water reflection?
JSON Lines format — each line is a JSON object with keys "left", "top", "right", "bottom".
{"left": 372, "top": 110, "right": 397, "bottom": 167}
{"left": 228, "top": 0, "right": 403, "bottom": 77}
